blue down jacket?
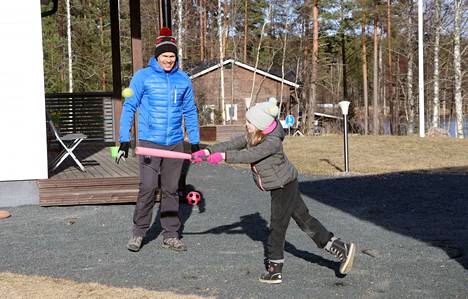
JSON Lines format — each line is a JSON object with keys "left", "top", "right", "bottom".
{"left": 119, "top": 57, "right": 199, "bottom": 146}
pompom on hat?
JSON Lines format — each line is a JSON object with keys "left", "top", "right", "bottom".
{"left": 246, "top": 97, "right": 279, "bottom": 130}
{"left": 154, "top": 27, "right": 178, "bottom": 58}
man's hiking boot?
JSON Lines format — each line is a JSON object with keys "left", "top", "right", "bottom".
{"left": 127, "top": 235, "right": 143, "bottom": 252}
{"left": 259, "top": 261, "right": 283, "bottom": 284}
{"left": 325, "top": 237, "right": 356, "bottom": 274}
{"left": 162, "top": 237, "right": 187, "bottom": 251}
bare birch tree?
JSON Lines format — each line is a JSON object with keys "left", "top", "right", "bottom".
{"left": 432, "top": 0, "right": 441, "bottom": 129}
{"left": 243, "top": 0, "right": 248, "bottom": 62}
{"left": 218, "top": 0, "right": 226, "bottom": 124}
{"left": 361, "top": 0, "right": 369, "bottom": 134}
{"left": 66, "top": 0, "right": 73, "bottom": 92}
{"left": 198, "top": 0, "right": 206, "bottom": 61}
{"left": 301, "top": 0, "right": 311, "bottom": 130}
{"left": 453, "top": 0, "right": 463, "bottom": 138}
{"left": 387, "top": 0, "right": 394, "bottom": 134}
{"left": 373, "top": 3, "right": 379, "bottom": 134}
{"left": 279, "top": 2, "right": 290, "bottom": 115}
{"left": 177, "top": 0, "right": 183, "bottom": 69}
{"left": 406, "top": 2, "right": 415, "bottom": 134}
{"left": 249, "top": 4, "right": 271, "bottom": 107}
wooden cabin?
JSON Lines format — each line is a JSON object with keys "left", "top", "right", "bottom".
{"left": 190, "top": 59, "right": 300, "bottom": 127}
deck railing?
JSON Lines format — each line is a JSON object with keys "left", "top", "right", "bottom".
{"left": 45, "top": 92, "right": 115, "bottom": 143}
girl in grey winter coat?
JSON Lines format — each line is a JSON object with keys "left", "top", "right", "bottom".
{"left": 192, "top": 98, "right": 356, "bottom": 284}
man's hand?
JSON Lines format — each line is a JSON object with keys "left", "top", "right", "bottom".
{"left": 115, "top": 142, "right": 130, "bottom": 164}
{"left": 190, "top": 144, "right": 200, "bottom": 153}
{"left": 191, "top": 149, "right": 209, "bottom": 163}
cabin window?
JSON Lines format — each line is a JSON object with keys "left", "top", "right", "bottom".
{"left": 225, "top": 104, "right": 238, "bottom": 121}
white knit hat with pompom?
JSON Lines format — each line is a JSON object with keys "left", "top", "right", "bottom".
{"left": 245, "top": 97, "right": 279, "bottom": 130}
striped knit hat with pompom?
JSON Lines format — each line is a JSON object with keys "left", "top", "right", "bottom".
{"left": 154, "top": 27, "right": 177, "bottom": 58}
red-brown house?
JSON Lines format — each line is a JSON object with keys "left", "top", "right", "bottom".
{"left": 190, "top": 59, "right": 300, "bottom": 126}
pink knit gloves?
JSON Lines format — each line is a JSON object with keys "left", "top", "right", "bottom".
{"left": 207, "top": 152, "right": 224, "bottom": 164}
{"left": 191, "top": 149, "right": 209, "bottom": 163}
{"left": 192, "top": 150, "right": 224, "bottom": 164}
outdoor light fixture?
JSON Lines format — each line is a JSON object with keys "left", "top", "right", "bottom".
{"left": 338, "top": 101, "right": 350, "bottom": 173}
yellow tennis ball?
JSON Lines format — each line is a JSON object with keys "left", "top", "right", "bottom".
{"left": 122, "top": 87, "right": 133, "bottom": 98}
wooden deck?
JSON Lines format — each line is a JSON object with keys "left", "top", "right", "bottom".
{"left": 38, "top": 145, "right": 140, "bottom": 206}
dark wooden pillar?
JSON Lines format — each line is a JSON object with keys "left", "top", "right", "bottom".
{"left": 159, "top": 0, "right": 172, "bottom": 29}
{"left": 110, "top": 0, "right": 122, "bottom": 143}
{"left": 130, "top": 0, "right": 143, "bottom": 145}
{"left": 130, "top": 0, "right": 143, "bottom": 71}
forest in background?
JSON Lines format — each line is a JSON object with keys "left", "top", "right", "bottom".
{"left": 41, "top": 0, "right": 467, "bottom": 136}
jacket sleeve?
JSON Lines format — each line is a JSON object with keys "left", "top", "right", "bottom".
{"left": 225, "top": 136, "right": 281, "bottom": 164}
{"left": 119, "top": 72, "right": 144, "bottom": 142}
{"left": 207, "top": 134, "right": 248, "bottom": 154}
{"left": 182, "top": 79, "right": 200, "bottom": 144}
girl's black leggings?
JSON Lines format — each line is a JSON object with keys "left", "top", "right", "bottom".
{"left": 267, "top": 179, "right": 333, "bottom": 261}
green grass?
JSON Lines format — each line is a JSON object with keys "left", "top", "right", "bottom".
{"left": 283, "top": 135, "right": 468, "bottom": 175}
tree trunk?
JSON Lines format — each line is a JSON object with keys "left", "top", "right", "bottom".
{"left": 99, "top": 14, "right": 106, "bottom": 91}
{"left": 279, "top": 7, "right": 289, "bottom": 117}
{"left": 301, "top": 0, "right": 311, "bottom": 130}
{"left": 209, "top": 16, "right": 216, "bottom": 60}
{"left": 229, "top": 0, "right": 238, "bottom": 124}
{"left": 306, "top": 0, "right": 319, "bottom": 135}
{"left": 387, "top": 0, "right": 394, "bottom": 134}
{"left": 223, "top": 0, "right": 229, "bottom": 58}
{"left": 183, "top": 1, "right": 189, "bottom": 60}
{"left": 361, "top": 0, "right": 369, "bottom": 135}
{"left": 380, "top": 29, "right": 384, "bottom": 120}
{"left": 243, "top": 0, "right": 248, "bottom": 63}
{"left": 396, "top": 54, "right": 400, "bottom": 132}
{"left": 249, "top": 4, "right": 271, "bottom": 107}
{"left": 372, "top": 7, "right": 379, "bottom": 135}
{"left": 177, "top": 0, "right": 183, "bottom": 69}
{"left": 199, "top": 0, "right": 205, "bottom": 61}
{"left": 218, "top": 0, "right": 226, "bottom": 124}
{"left": 66, "top": 0, "right": 73, "bottom": 92}
{"left": 407, "top": 57, "right": 415, "bottom": 134}
{"left": 432, "top": 0, "right": 440, "bottom": 129}
{"left": 407, "top": 9, "right": 415, "bottom": 134}
{"left": 454, "top": 0, "right": 463, "bottom": 138}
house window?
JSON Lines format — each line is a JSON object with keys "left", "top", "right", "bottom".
{"left": 225, "top": 104, "right": 238, "bottom": 121}
{"left": 202, "top": 104, "right": 216, "bottom": 124}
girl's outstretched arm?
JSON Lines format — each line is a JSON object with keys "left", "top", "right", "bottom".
{"left": 225, "top": 136, "right": 281, "bottom": 164}
{"left": 207, "top": 134, "right": 247, "bottom": 153}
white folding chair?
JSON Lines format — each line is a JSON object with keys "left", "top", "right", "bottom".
{"left": 48, "top": 120, "right": 87, "bottom": 172}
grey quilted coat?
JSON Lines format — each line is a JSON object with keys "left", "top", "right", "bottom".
{"left": 206, "top": 120, "right": 298, "bottom": 191}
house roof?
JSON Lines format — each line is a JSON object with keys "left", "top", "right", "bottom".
{"left": 189, "top": 59, "right": 300, "bottom": 89}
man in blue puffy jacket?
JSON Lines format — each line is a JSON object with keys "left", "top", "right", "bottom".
{"left": 117, "top": 27, "right": 200, "bottom": 252}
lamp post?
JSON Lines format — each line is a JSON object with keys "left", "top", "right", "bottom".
{"left": 338, "top": 101, "right": 350, "bottom": 173}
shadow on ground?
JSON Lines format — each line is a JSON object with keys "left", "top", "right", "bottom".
{"left": 183, "top": 212, "right": 340, "bottom": 276}
{"left": 298, "top": 168, "right": 468, "bottom": 270}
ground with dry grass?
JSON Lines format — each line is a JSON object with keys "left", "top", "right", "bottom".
{"left": 0, "top": 272, "right": 211, "bottom": 299}
{"left": 283, "top": 134, "right": 468, "bottom": 175}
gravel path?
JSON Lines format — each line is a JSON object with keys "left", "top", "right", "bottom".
{"left": 1, "top": 163, "right": 467, "bottom": 298}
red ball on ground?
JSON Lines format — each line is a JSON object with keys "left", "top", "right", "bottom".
{"left": 186, "top": 191, "right": 201, "bottom": 206}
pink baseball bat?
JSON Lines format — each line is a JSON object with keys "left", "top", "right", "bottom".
{"left": 135, "top": 146, "right": 193, "bottom": 160}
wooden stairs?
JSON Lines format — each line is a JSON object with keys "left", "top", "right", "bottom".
{"left": 37, "top": 176, "right": 139, "bottom": 206}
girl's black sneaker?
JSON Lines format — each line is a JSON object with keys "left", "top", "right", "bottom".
{"left": 325, "top": 237, "right": 356, "bottom": 274}
{"left": 259, "top": 261, "right": 283, "bottom": 284}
